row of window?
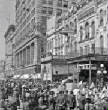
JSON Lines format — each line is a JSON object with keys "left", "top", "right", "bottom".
{"left": 15, "top": 43, "right": 34, "bottom": 67}
{"left": 47, "top": 35, "right": 65, "bottom": 52}
{"left": 41, "top": 7, "right": 53, "bottom": 15}
{"left": 15, "top": 17, "right": 36, "bottom": 48}
{"left": 16, "top": 0, "right": 35, "bottom": 27}
{"left": 80, "top": 21, "right": 95, "bottom": 41}
{"left": 80, "top": 44, "right": 95, "bottom": 56}
{"left": 42, "top": 0, "right": 53, "bottom": 5}
{"left": 16, "top": 6, "right": 35, "bottom": 39}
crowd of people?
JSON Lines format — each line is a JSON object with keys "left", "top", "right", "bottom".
{"left": 0, "top": 78, "right": 108, "bottom": 110}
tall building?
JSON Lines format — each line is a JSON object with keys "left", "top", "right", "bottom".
{"left": 13, "top": 0, "right": 69, "bottom": 77}
{"left": 41, "top": 0, "right": 108, "bottom": 82}
{"left": 0, "top": 60, "right": 5, "bottom": 80}
{"left": 4, "top": 25, "right": 15, "bottom": 77}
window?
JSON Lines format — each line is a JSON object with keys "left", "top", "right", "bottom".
{"left": 56, "top": 9, "right": 62, "bottom": 16}
{"left": 74, "top": 19, "right": 77, "bottom": 34}
{"left": 20, "top": 51, "right": 23, "bottom": 66}
{"left": 100, "top": 9, "right": 104, "bottom": 26}
{"left": 42, "top": 0, "right": 47, "bottom": 4}
{"left": 74, "top": 42, "right": 77, "bottom": 54}
{"left": 57, "top": 0, "right": 62, "bottom": 7}
{"left": 80, "top": 47, "right": 83, "bottom": 56}
{"left": 17, "top": 53, "right": 20, "bottom": 67}
{"left": 48, "top": 8, "right": 53, "bottom": 15}
{"left": 31, "top": 17, "right": 36, "bottom": 32}
{"left": 80, "top": 26, "right": 83, "bottom": 41}
{"left": 30, "top": 43, "right": 34, "bottom": 64}
{"left": 63, "top": 1, "right": 68, "bottom": 8}
{"left": 91, "top": 21, "right": 95, "bottom": 38}
{"left": 70, "top": 22, "right": 74, "bottom": 30}
{"left": 100, "top": 35, "right": 104, "bottom": 54}
{"left": 85, "top": 45, "right": 90, "bottom": 55}
{"left": 48, "top": 0, "right": 53, "bottom": 5}
{"left": 31, "top": 8, "right": 35, "bottom": 18}
{"left": 22, "top": 49, "right": 25, "bottom": 65}
{"left": 91, "top": 43, "right": 95, "bottom": 54}
{"left": 27, "top": 46, "right": 30, "bottom": 65}
{"left": 85, "top": 22, "right": 89, "bottom": 39}
{"left": 41, "top": 7, "right": 47, "bottom": 14}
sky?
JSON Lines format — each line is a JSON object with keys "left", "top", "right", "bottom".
{"left": 0, "top": 0, "right": 15, "bottom": 60}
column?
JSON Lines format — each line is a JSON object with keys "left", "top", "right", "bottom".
{"left": 34, "top": 38, "right": 38, "bottom": 65}
{"left": 34, "top": 38, "right": 41, "bottom": 65}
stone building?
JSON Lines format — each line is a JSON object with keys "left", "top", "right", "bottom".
{"left": 41, "top": 0, "right": 108, "bottom": 82}
{"left": 14, "top": 0, "right": 69, "bottom": 78}
{"left": 4, "top": 25, "right": 15, "bottom": 77}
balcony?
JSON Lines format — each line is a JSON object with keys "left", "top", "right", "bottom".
{"left": 41, "top": 54, "right": 68, "bottom": 63}
{"left": 67, "top": 47, "right": 108, "bottom": 59}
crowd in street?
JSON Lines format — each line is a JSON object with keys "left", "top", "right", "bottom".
{"left": 0, "top": 79, "right": 108, "bottom": 110}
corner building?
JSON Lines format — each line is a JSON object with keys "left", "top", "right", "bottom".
{"left": 14, "top": 0, "right": 69, "bottom": 77}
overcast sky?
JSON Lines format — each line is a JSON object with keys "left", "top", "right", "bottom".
{"left": 0, "top": 0, "right": 15, "bottom": 60}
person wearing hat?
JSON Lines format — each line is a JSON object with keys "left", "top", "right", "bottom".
{"left": 68, "top": 91, "right": 76, "bottom": 110}
{"left": 56, "top": 91, "right": 65, "bottom": 110}
{"left": 64, "top": 90, "right": 69, "bottom": 109}
{"left": 48, "top": 92, "right": 56, "bottom": 110}
{"left": 77, "top": 90, "right": 86, "bottom": 110}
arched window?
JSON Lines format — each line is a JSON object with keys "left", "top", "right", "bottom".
{"left": 80, "top": 26, "right": 83, "bottom": 41}
{"left": 85, "top": 22, "right": 89, "bottom": 39}
{"left": 30, "top": 43, "right": 34, "bottom": 64}
{"left": 74, "top": 19, "right": 77, "bottom": 33}
{"left": 91, "top": 21, "right": 95, "bottom": 38}
{"left": 100, "top": 9, "right": 104, "bottom": 26}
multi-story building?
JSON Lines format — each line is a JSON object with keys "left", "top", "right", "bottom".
{"left": 41, "top": 4, "right": 78, "bottom": 81}
{"left": 67, "top": 0, "right": 108, "bottom": 83}
{"left": 0, "top": 60, "right": 6, "bottom": 80}
{"left": 14, "top": 0, "right": 69, "bottom": 78}
{"left": 42, "top": 0, "right": 108, "bottom": 82}
{"left": 41, "top": 15, "right": 69, "bottom": 81}
{"left": 4, "top": 25, "right": 15, "bottom": 77}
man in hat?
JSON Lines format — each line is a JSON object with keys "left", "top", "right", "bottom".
{"left": 56, "top": 91, "right": 65, "bottom": 110}
{"left": 68, "top": 91, "right": 76, "bottom": 110}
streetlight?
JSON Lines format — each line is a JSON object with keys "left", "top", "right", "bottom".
{"left": 97, "top": 64, "right": 107, "bottom": 87}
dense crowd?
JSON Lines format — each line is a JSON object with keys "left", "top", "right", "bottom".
{"left": 0, "top": 79, "right": 108, "bottom": 110}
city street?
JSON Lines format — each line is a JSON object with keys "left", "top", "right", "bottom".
{"left": 0, "top": 0, "right": 108, "bottom": 110}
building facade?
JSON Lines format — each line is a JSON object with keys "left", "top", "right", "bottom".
{"left": 14, "top": 0, "right": 69, "bottom": 77}
{"left": 4, "top": 25, "right": 15, "bottom": 77}
{"left": 0, "top": 60, "right": 6, "bottom": 80}
{"left": 42, "top": 0, "right": 108, "bottom": 82}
